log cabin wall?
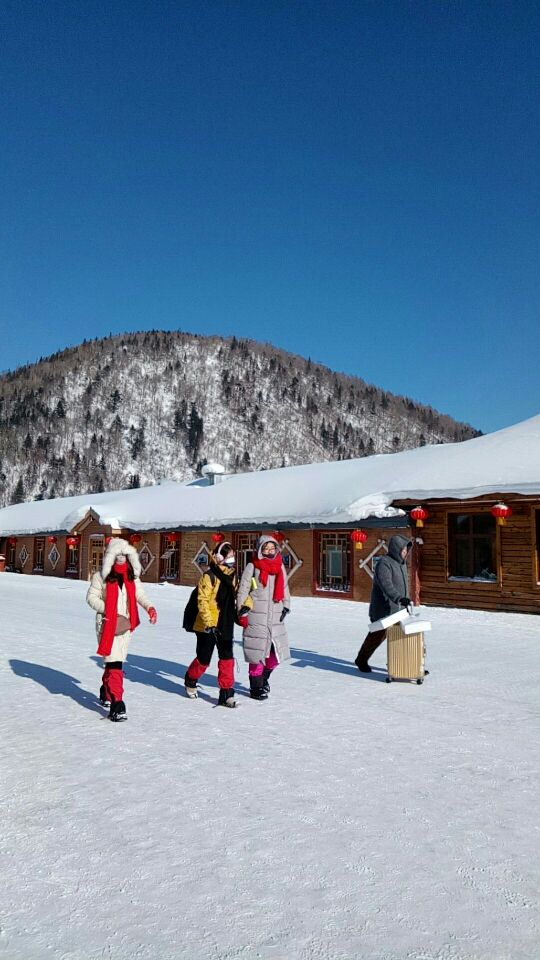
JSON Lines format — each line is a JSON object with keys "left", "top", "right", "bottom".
{"left": 283, "top": 531, "right": 313, "bottom": 597}
{"left": 396, "top": 495, "right": 540, "bottom": 614}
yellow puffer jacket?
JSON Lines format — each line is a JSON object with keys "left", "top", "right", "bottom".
{"left": 193, "top": 565, "right": 241, "bottom": 632}
{"left": 193, "top": 571, "right": 220, "bottom": 632}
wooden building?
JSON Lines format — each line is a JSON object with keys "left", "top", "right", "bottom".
{"left": 1, "top": 414, "right": 539, "bottom": 614}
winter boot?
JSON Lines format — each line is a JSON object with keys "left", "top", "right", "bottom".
{"left": 354, "top": 656, "right": 372, "bottom": 673}
{"left": 109, "top": 700, "right": 127, "bottom": 722}
{"left": 99, "top": 683, "right": 111, "bottom": 706}
{"left": 218, "top": 688, "right": 237, "bottom": 708}
{"left": 249, "top": 675, "right": 268, "bottom": 701}
{"left": 184, "top": 674, "right": 199, "bottom": 699}
{"left": 262, "top": 667, "right": 272, "bottom": 695}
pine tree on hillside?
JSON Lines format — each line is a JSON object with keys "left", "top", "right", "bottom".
{"left": 11, "top": 476, "right": 25, "bottom": 504}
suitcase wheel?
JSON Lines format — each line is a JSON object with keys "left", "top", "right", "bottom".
{"left": 386, "top": 677, "right": 392, "bottom": 683}
{"left": 416, "top": 678, "right": 424, "bottom": 685}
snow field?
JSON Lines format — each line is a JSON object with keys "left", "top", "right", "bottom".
{"left": 0, "top": 573, "right": 539, "bottom": 960}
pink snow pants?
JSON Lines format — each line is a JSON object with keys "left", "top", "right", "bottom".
{"left": 248, "top": 647, "right": 279, "bottom": 677}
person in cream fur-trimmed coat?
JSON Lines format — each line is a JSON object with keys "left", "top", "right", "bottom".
{"left": 86, "top": 537, "right": 157, "bottom": 721}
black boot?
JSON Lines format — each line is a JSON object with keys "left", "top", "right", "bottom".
{"left": 109, "top": 700, "right": 127, "bottom": 722}
{"left": 250, "top": 676, "right": 268, "bottom": 701}
{"left": 218, "top": 688, "right": 237, "bottom": 708}
{"left": 354, "top": 656, "right": 372, "bottom": 673}
{"left": 262, "top": 667, "right": 272, "bottom": 695}
{"left": 99, "top": 684, "right": 110, "bottom": 706}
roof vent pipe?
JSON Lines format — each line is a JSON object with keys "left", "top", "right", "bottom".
{"left": 201, "top": 463, "right": 226, "bottom": 485}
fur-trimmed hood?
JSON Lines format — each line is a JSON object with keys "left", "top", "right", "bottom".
{"left": 255, "top": 534, "right": 281, "bottom": 559}
{"left": 102, "top": 537, "right": 142, "bottom": 579}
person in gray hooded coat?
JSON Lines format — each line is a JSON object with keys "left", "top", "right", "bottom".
{"left": 354, "top": 534, "right": 413, "bottom": 673}
{"left": 237, "top": 535, "right": 291, "bottom": 700}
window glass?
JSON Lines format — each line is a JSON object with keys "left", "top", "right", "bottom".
{"left": 472, "top": 514, "right": 495, "bottom": 535}
{"left": 448, "top": 513, "right": 496, "bottom": 581}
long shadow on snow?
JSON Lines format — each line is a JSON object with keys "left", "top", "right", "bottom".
{"left": 9, "top": 660, "right": 105, "bottom": 713}
{"left": 90, "top": 653, "right": 251, "bottom": 701}
{"left": 289, "top": 647, "right": 388, "bottom": 682}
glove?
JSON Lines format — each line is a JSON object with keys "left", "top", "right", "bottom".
{"left": 205, "top": 626, "right": 220, "bottom": 639}
{"left": 399, "top": 597, "right": 411, "bottom": 608}
{"left": 237, "top": 616, "right": 249, "bottom": 629}
{"left": 280, "top": 607, "right": 290, "bottom": 622}
{"left": 148, "top": 607, "right": 158, "bottom": 624}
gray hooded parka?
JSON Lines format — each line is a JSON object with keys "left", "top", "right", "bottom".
{"left": 237, "top": 535, "right": 291, "bottom": 665}
{"left": 368, "top": 534, "right": 413, "bottom": 623}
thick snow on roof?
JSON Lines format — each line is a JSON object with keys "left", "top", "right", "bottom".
{"left": 1, "top": 414, "right": 539, "bottom": 536}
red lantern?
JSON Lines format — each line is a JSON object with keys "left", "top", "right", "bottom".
{"left": 350, "top": 529, "right": 368, "bottom": 550}
{"left": 410, "top": 506, "right": 429, "bottom": 528}
{"left": 271, "top": 531, "right": 286, "bottom": 543}
{"left": 66, "top": 536, "right": 80, "bottom": 548}
{"left": 167, "top": 532, "right": 179, "bottom": 543}
{"left": 8, "top": 537, "right": 17, "bottom": 546}
{"left": 491, "top": 502, "right": 512, "bottom": 526}
{"left": 211, "top": 533, "right": 224, "bottom": 544}
{"left": 47, "top": 535, "right": 57, "bottom": 544}
{"left": 129, "top": 533, "right": 142, "bottom": 545}
{"left": 105, "top": 536, "right": 113, "bottom": 545}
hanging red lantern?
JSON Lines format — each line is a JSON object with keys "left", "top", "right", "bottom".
{"left": 410, "top": 506, "right": 429, "bottom": 528}
{"left": 271, "top": 531, "right": 286, "bottom": 543}
{"left": 167, "top": 532, "right": 179, "bottom": 542}
{"left": 66, "top": 536, "right": 79, "bottom": 548}
{"left": 129, "top": 533, "right": 142, "bottom": 545}
{"left": 47, "top": 535, "right": 57, "bottom": 544}
{"left": 211, "top": 532, "right": 225, "bottom": 544}
{"left": 8, "top": 537, "right": 17, "bottom": 546}
{"left": 350, "top": 529, "right": 369, "bottom": 550}
{"left": 491, "top": 502, "right": 512, "bottom": 526}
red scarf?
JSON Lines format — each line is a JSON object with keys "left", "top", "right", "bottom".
{"left": 253, "top": 554, "right": 285, "bottom": 602}
{"left": 97, "top": 563, "right": 140, "bottom": 656}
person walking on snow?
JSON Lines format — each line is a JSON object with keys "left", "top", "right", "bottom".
{"left": 354, "top": 534, "right": 413, "bottom": 673}
{"left": 237, "top": 535, "right": 290, "bottom": 701}
{"left": 86, "top": 537, "right": 157, "bottom": 721}
{"left": 184, "top": 542, "right": 238, "bottom": 708}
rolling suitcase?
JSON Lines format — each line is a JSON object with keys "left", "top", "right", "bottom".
{"left": 368, "top": 608, "right": 431, "bottom": 684}
{"left": 386, "top": 619, "right": 429, "bottom": 684}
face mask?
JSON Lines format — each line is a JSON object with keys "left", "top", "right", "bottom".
{"left": 223, "top": 556, "right": 236, "bottom": 567}
{"left": 262, "top": 548, "right": 276, "bottom": 558}
{"left": 115, "top": 554, "right": 127, "bottom": 565}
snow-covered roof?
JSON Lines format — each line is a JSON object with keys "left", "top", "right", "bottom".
{"left": 1, "top": 414, "right": 539, "bottom": 536}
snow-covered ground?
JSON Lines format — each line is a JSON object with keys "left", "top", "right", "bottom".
{"left": 1, "top": 574, "right": 539, "bottom": 960}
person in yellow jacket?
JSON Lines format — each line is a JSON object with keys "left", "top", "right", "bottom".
{"left": 184, "top": 542, "right": 240, "bottom": 707}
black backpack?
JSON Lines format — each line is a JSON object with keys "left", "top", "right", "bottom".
{"left": 182, "top": 571, "right": 216, "bottom": 633}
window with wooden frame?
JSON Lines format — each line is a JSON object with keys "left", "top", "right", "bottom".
{"left": 535, "top": 510, "right": 540, "bottom": 584}
{"left": 7, "top": 540, "right": 16, "bottom": 568}
{"left": 66, "top": 542, "right": 80, "bottom": 576}
{"left": 159, "top": 534, "right": 180, "bottom": 581}
{"left": 448, "top": 513, "right": 497, "bottom": 581}
{"left": 234, "top": 532, "right": 260, "bottom": 576}
{"left": 33, "top": 537, "right": 45, "bottom": 572}
{"left": 316, "top": 531, "right": 352, "bottom": 595}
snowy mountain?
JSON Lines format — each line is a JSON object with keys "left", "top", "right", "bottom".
{"left": 0, "top": 331, "right": 478, "bottom": 506}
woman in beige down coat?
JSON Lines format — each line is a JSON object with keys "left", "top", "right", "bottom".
{"left": 86, "top": 537, "right": 157, "bottom": 721}
{"left": 236, "top": 535, "right": 290, "bottom": 700}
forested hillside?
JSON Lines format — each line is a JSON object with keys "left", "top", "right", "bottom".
{"left": 0, "top": 331, "right": 478, "bottom": 506}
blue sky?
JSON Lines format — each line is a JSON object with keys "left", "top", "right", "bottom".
{"left": 1, "top": 0, "right": 539, "bottom": 434}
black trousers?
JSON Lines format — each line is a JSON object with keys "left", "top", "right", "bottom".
{"left": 195, "top": 631, "right": 234, "bottom": 665}
{"left": 356, "top": 628, "right": 387, "bottom": 665}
